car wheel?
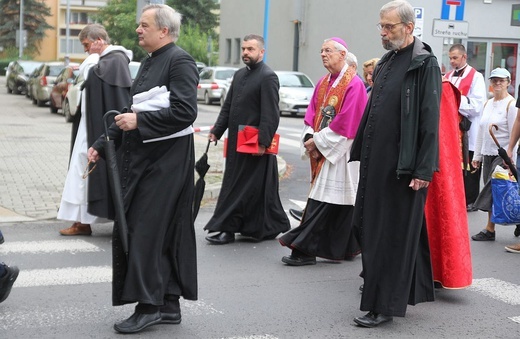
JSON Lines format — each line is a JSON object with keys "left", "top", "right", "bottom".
{"left": 50, "top": 100, "right": 58, "bottom": 113}
{"left": 7, "top": 86, "right": 12, "bottom": 94}
{"left": 64, "top": 99, "right": 73, "bottom": 122}
{"left": 32, "top": 97, "right": 37, "bottom": 105}
{"left": 37, "top": 98, "right": 45, "bottom": 107}
{"left": 204, "top": 91, "right": 211, "bottom": 105}
{"left": 12, "top": 85, "right": 20, "bottom": 95}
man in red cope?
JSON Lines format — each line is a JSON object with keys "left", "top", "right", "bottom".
{"left": 445, "top": 44, "right": 487, "bottom": 213}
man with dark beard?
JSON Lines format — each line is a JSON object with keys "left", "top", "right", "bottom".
{"left": 204, "top": 34, "right": 290, "bottom": 244}
{"left": 350, "top": 0, "right": 441, "bottom": 328}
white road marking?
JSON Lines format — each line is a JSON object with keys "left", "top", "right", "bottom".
{"left": 15, "top": 266, "right": 112, "bottom": 287}
{"left": 469, "top": 278, "right": 520, "bottom": 305}
{"left": 277, "top": 126, "right": 302, "bottom": 133}
{"left": 0, "top": 239, "right": 102, "bottom": 254}
{"left": 509, "top": 316, "right": 520, "bottom": 324}
{"left": 0, "top": 300, "right": 223, "bottom": 330}
{"left": 224, "top": 336, "right": 279, "bottom": 339}
{"left": 279, "top": 136, "right": 301, "bottom": 149}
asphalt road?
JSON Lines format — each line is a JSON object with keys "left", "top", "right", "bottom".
{"left": 0, "top": 76, "right": 519, "bottom": 338}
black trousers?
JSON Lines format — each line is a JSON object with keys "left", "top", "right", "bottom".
{"left": 464, "top": 150, "right": 481, "bottom": 205}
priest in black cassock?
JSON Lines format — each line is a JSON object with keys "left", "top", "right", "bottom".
{"left": 204, "top": 34, "right": 290, "bottom": 245}
{"left": 350, "top": 0, "right": 441, "bottom": 328}
{"left": 89, "top": 4, "right": 198, "bottom": 334}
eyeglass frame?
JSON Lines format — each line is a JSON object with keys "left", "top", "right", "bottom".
{"left": 490, "top": 78, "right": 509, "bottom": 84}
{"left": 376, "top": 22, "right": 406, "bottom": 32}
{"left": 320, "top": 47, "right": 342, "bottom": 55}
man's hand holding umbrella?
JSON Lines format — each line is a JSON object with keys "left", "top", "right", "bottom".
{"left": 88, "top": 112, "right": 137, "bottom": 162}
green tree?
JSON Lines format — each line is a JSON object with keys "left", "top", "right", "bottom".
{"left": 97, "top": 0, "right": 219, "bottom": 64}
{"left": 93, "top": 0, "right": 147, "bottom": 62}
{"left": 0, "top": 0, "right": 53, "bottom": 58}
{"left": 167, "top": 0, "right": 219, "bottom": 36}
{"left": 177, "top": 24, "right": 218, "bottom": 66}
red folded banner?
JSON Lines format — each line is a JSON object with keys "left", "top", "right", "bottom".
{"left": 236, "top": 125, "right": 279, "bottom": 155}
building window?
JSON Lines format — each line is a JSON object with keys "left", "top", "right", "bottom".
{"left": 225, "top": 38, "right": 231, "bottom": 63}
{"left": 69, "top": 12, "right": 93, "bottom": 24}
{"left": 60, "top": 37, "right": 86, "bottom": 54}
{"left": 234, "top": 38, "right": 241, "bottom": 64}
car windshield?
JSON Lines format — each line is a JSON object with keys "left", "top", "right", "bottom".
{"left": 21, "top": 62, "right": 41, "bottom": 75}
{"left": 278, "top": 73, "right": 314, "bottom": 88}
{"left": 48, "top": 66, "right": 65, "bottom": 77}
{"left": 215, "top": 70, "right": 236, "bottom": 80}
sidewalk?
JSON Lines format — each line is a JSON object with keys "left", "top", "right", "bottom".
{"left": 0, "top": 75, "right": 285, "bottom": 223}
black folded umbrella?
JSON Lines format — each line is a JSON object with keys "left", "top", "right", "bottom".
{"left": 489, "top": 124, "right": 518, "bottom": 181}
{"left": 193, "top": 140, "right": 214, "bottom": 220}
{"left": 103, "top": 110, "right": 129, "bottom": 258}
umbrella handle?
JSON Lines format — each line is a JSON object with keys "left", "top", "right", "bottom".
{"left": 489, "top": 124, "right": 501, "bottom": 148}
{"left": 103, "top": 110, "right": 121, "bottom": 138}
{"left": 205, "top": 139, "right": 217, "bottom": 154}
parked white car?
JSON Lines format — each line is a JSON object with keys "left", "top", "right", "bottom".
{"left": 197, "top": 66, "right": 238, "bottom": 106}
{"left": 275, "top": 71, "right": 315, "bottom": 117}
{"left": 63, "top": 61, "right": 141, "bottom": 123}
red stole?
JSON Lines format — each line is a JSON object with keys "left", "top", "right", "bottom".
{"left": 446, "top": 67, "right": 477, "bottom": 170}
{"left": 310, "top": 67, "right": 355, "bottom": 184}
{"left": 446, "top": 67, "right": 476, "bottom": 95}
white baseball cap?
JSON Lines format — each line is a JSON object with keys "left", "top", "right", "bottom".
{"left": 489, "top": 67, "right": 511, "bottom": 79}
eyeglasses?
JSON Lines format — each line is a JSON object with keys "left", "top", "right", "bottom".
{"left": 490, "top": 78, "right": 508, "bottom": 84}
{"left": 377, "top": 22, "right": 405, "bottom": 31}
{"left": 320, "top": 48, "right": 339, "bottom": 55}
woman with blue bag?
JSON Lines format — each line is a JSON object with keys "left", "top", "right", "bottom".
{"left": 471, "top": 68, "right": 517, "bottom": 242}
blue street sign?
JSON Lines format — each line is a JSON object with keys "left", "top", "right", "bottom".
{"left": 441, "top": 0, "right": 465, "bottom": 21}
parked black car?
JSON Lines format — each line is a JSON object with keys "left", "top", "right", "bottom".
{"left": 6, "top": 60, "right": 43, "bottom": 95}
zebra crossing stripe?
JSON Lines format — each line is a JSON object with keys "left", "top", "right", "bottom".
{"left": 15, "top": 266, "right": 112, "bottom": 287}
{"left": 0, "top": 240, "right": 102, "bottom": 254}
{"left": 225, "top": 336, "right": 279, "bottom": 339}
{"left": 469, "top": 278, "right": 520, "bottom": 305}
{"left": 509, "top": 316, "right": 520, "bottom": 324}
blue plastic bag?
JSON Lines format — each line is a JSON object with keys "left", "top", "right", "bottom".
{"left": 491, "top": 174, "right": 520, "bottom": 224}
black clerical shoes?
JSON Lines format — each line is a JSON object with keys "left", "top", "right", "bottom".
{"left": 113, "top": 311, "right": 161, "bottom": 334}
{"left": 289, "top": 208, "right": 304, "bottom": 221}
{"left": 354, "top": 311, "right": 393, "bottom": 328}
{"left": 159, "top": 312, "right": 182, "bottom": 324}
{"left": 205, "top": 231, "right": 235, "bottom": 245}
{"left": 281, "top": 254, "right": 316, "bottom": 266}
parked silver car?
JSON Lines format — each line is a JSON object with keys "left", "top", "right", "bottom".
{"left": 30, "top": 61, "right": 79, "bottom": 107}
{"left": 6, "top": 60, "right": 42, "bottom": 95}
{"left": 197, "top": 66, "right": 238, "bottom": 105}
{"left": 275, "top": 71, "right": 315, "bottom": 116}
{"left": 63, "top": 61, "right": 141, "bottom": 123}
{"left": 62, "top": 71, "right": 84, "bottom": 122}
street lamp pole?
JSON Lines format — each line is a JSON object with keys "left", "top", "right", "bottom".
{"left": 18, "top": 0, "right": 24, "bottom": 58}
{"left": 65, "top": 0, "right": 70, "bottom": 65}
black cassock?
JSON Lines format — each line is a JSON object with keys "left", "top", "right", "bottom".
{"left": 205, "top": 61, "right": 290, "bottom": 239}
{"left": 92, "top": 43, "right": 199, "bottom": 306}
{"left": 351, "top": 43, "right": 435, "bottom": 317}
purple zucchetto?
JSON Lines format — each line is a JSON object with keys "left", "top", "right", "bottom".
{"left": 329, "top": 37, "right": 348, "bottom": 50}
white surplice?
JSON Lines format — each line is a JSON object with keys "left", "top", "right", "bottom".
{"left": 57, "top": 52, "right": 109, "bottom": 224}
{"left": 301, "top": 125, "right": 359, "bottom": 205}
